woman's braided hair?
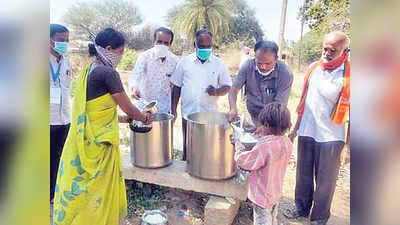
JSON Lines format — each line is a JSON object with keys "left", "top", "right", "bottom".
{"left": 258, "top": 102, "right": 291, "bottom": 135}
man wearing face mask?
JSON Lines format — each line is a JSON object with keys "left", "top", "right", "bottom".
{"left": 50, "top": 24, "right": 72, "bottom": 203}
{"left": 128, "top": 27, "right": 179, "bottom": 113}
{"left": 227, "top": 40, "right": 294, "bottom": 127}
{"left": 170, "top": 29, "right": 232, "bottom": 161}
{"left": 283, "top": 31, "right": 350, "bottom": 225}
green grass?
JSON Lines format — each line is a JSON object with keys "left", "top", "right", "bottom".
{"left": 173, "top": 150, "right": 183, "bottom": 161}
{"left": 125, "top": 180, "right": 171, "bottom": 217}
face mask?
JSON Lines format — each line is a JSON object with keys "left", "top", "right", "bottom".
{"left": 321, "top": 52, "right": 348, "bottom": 70}
{"left": 52, "top": 41, "right": 69, "bottom": 55}
{"left": 96, "top": 45, "right": 122, "bottom": 68}
{"left": 154, "top": 44, "right": 169, "bottom": 58}
{"left": 196, "top": 48, "right": 212, "bottom": 61}
{"left": 104, "top": 50, "right": 122, "bottom": 68}
{"left": 256, "top": 65, "right": 274, "bottom": 76}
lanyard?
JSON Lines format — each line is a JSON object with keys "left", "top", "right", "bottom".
{"left": 50, "top": 60, "right": 62, "bottom": 85}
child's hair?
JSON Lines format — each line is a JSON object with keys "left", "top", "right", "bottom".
{"left": 258, "top": 102, "right": 291, "bottom": 135}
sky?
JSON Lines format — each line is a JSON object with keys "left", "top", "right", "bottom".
{"left": 50, "top": 0, "right": 309, "bottom": 42}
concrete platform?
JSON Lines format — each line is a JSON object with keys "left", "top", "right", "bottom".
{"left": 122, "top": 155, "right": 249, "bottom": 201}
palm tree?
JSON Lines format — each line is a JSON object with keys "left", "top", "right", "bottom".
{"left": 169, "top": 0, "right": 233, "bottom": 44}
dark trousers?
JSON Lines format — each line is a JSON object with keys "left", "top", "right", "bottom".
{"left": 295, "top": 136, "right": 344, "bottom": 225}
{"left": 50, "top": 124, "right": 70, "bottom": 201}
{"left": 182, "top": 118, "right": 187, "bottom": 161}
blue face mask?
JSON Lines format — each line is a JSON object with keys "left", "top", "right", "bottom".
{"left": 196, "top": 48, "right": 212, "bottom": 61}
{"left": 53, "top": 41, "right": 69, "bottom": 55}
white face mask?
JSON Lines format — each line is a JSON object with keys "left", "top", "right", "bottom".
{"left": 256, "top": 65, "right": 274, "bottom": 76}
{"left": 154, "top": 44, "right": 169, "bottom": 58}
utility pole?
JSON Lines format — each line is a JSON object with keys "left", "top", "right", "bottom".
{"left": 298, "top": 0, "right": 308, "bottom": 71}
{"left": 298, "top": 3, "right": 305, "bottom": 71}
{"left": 279, "top": 0, "right": 288, "bottom": 54}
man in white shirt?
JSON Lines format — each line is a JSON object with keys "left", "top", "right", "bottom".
{"left": 284, "top": 31, "right": 350, "bottom": 225}
{"left": 239, "top": 46, "right": 250, "bottom": 69}
{"left": 170, "top": 29, "right": 232, "bottom": 160}
{"left": 50, "top": 24, "right": 72, "bottom": 202}
{"left": 128, "top": 27, "right": 179, "bottom": 113}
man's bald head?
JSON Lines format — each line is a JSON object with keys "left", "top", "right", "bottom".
{"left": 322, "top": 31, "right": 350, "bottom": 62}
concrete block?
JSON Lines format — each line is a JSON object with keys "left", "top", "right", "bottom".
{"left": 204, "top": 196, "right": 241, "bottom": 225}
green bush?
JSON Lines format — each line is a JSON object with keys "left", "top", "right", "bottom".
{"left": 118, "top": 48, "right": 139, "bottom": 71}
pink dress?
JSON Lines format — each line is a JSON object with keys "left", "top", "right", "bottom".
{"left": 234, "top": 135, "right": 293, "bottom": 208}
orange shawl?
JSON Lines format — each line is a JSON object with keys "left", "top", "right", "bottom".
{"left": 296, "top": 55, "right": 350, "bottom": 124}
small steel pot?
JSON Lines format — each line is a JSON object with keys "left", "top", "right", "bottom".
{"left": 131, "top": 113, "right": 174, "bottom": 168}
{"left": 141, "top": 210, "right": 168, "bottom": 225}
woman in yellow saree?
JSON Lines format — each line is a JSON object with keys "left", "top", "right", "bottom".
{"left": 52, "top": 28, "right": 152, "bottom": 225}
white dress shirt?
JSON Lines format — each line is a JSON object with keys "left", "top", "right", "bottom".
{"left": 50, "top": 54, "right": 72, "bottom": 125}
{"left": 298, "top": 63, "right": 346, "bottom": 142}
{"left": 128, "top": 47, "right": 179, "bottom": 114}
{"left": 170, "top": 53, "right": 232, "bottom": 119}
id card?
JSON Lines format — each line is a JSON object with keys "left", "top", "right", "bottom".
{"left": 50, "top": 86, "right": 61, "bottom": 104}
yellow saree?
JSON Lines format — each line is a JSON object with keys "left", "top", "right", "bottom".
{"left": 53, "top": 64, "right": 127, "bottom": 225}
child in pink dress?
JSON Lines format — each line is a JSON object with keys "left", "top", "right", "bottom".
{"left": 233, "top": 102, "right": 293, "bottom": 225}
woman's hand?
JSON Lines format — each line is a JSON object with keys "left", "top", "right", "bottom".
{"left": 140, "top": 113, "right": 153, "bottom": 125}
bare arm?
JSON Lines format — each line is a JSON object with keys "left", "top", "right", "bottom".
{"left": 171, "top": 84, "right": 181, "bottom": 119}
{"left": 111, "top": 91, "right": 147, "bottom": 123}
{"left": 228, "top": 87, "right": 240, "bottom": 111}
{"left": 346, "top": 121, "right": 350, "bottom": 145}
{"left": 289, "top": 114, "right": 301, "bottom": 142}
{"left": 216, "top": 85, "right": 230, "bottom": 96}
{"left": 227, "top": 87, "right": 240, "bottom": 122}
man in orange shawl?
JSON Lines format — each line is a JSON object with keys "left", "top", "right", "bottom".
{"left": 284, "top": 31, "right": 350, "bottom": 225}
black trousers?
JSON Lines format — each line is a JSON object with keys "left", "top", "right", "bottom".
{"left": 295, "top": 136, "right": 344, "bottom": 225}
{"left": 50, "top": 124, "right": 70, "bottom": 200}
{"left": 182, "top": 118, "right": 187, "bottom": 161}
